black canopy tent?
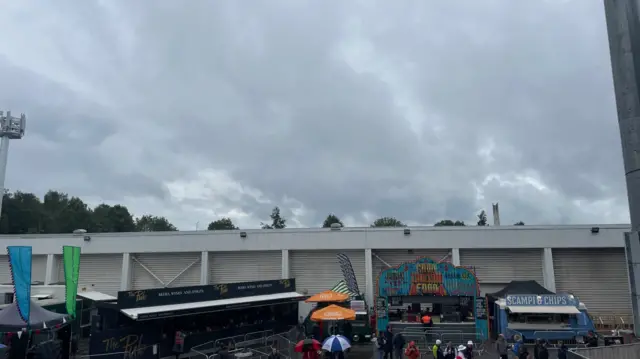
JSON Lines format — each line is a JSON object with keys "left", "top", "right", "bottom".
{"left": 0, "top": 301, "right": 69, "bottom": 331}
{"left": 488, "top": 280, "right": 555, "bottom": 300}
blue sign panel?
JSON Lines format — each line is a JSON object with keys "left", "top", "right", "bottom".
{"left": 506, "top": 294, "right": 576, "bottom": 306}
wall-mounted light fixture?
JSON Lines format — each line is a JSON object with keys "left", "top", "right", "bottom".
{"left": 240, "top": 231, "right": 247, "bottom": 238}
{"left": 591, "top": 227, "right": 600, "bottom": 234}
{"left": 404, "top": 228, "right": 411, "bottom": 236}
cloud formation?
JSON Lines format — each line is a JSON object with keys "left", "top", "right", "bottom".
{"left": 0, "top": 0, "right": 629, "bottom": 229}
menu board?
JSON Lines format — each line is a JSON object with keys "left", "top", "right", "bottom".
{"left": 376, "top": 297, "right": 387, "bottom": 319}
{"left": 475, "top": 296, "right": 487, "bottom": 320}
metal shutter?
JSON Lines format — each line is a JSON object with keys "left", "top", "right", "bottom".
{"left": 372, "top": 249, "right": 451, "bottom": 284}
{"left": 0, "top": 255, "right": 46, "bottom": 284}
{"left": 132, "top": 252, "right": 201, "bottom": 289}
{"left": 32, "top": 255, "right": 47, "bottom": 283}
{"left": 290, "top": 250, "right": 366, "bottom": 296}
{"left": 56, "top": 254, "right": 123, "bottom": 295}
{"left": 553, "top": 248, "right": 631, "bottom": 318}
{"left": 209, "top": 251, "right": 282, "bottom": 284}
{"left": 460, "top": 249, "right": 544, "bottom": 283}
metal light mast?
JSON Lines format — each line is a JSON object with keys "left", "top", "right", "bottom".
{"left": 604, "top": 0, "right": 640, "bottom": 335}
{"left": 0, "top": 111, "right": 26, "bottom": 215}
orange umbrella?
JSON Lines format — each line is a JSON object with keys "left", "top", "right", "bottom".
{"left": 311, "top": 304, "right": 356, "bottom": 321}
{"left": 305, "top": 290, "right": 349, "bottom": 303}
{"left": 422, "top": 315, "right": 431, "bottom": 324}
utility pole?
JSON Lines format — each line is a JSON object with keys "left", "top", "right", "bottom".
{"left": 0, "top": 111, "right": 26, "bottom": 216}
{"left": 604, "top": 0, "right": 640, "bottom": 335}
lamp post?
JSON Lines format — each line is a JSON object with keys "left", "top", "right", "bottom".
{"left": 0, "top": 111, "right": 26, "bottom": 215}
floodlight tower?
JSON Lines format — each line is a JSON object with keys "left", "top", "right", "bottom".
{"left": 0, "top": 111, "right": 26, "bottom": 215}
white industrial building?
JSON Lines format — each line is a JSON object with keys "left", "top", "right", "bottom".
{"left": 0, "top": 224, "right": 632, "bottom": 323}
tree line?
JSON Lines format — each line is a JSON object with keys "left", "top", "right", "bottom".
{"left": 0, "top": 190, "right": 525, "bottom": 234}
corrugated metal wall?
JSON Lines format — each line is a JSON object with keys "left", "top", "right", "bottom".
{"left": 56, "top": 254, "right": 123, "bottom": 295}
{"left": 372, "top": 249, "right": 451, "bottom": 284}
{"left": 209, "top": 251, "right": 282, "bottom": 284}
{"left": 132, "top": 252, "right": 201, "bottom": 290}
{"left": 553, "top": 248, "right": 631, "bottom": 317}
{"left": 0, "top": 255, "right": 47, "bottom": 284}
{"left": 290, "top": 250, "right": 366, "bottom": 296}
{"left": 32, "top": 255, "right": 47, "bottom": 283}
{"left": 460, "top": 249, "right": 544, "bottom": 283}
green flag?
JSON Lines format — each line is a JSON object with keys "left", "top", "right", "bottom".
{"left": 63, "top": 246, "right": 81, "bottom": 318}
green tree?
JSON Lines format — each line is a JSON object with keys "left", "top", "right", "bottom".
{"left": 514, "top": 221, "right": 525, "bottom": 226}
{"left": 91, "top": 204, "right": 136, "bottom": 232}
{"left": 322, "top": 214, "right": 343, "bottom": 228}
{"left": 434, "top": 219, "right": 466, "bottom": 226}
{"left": 42, "top": 190, "right": 93, "bottom": 233}
{"left": 208, "top": 217, "right": 238, "bottom": 230}
{"left": 261, "top": 206, "right": 287, "bottom": 229}
{"left": 0, "top": 191, "right": 47, "bottom": 234}
{"left": 371, "top": 217, "right": 405, "bottom": 227}
{"left": 477, "top": 210, "right": 488, "bottom": 226}
{"left": 135, "top": 215, "right": 177, "bottom": 231}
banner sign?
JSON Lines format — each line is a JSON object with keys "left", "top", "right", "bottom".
{"left": 377, "top": 257, "right": 479, "bottom": 297}
{"left": 336, "top": 253, "right": 361, "bottom": 295}
{"left": 506, "top": 294, "right": 577, "bottom": 307}
{"left": 475, "top": 296, "right": 488, "bottom": 320}
{"left": 118, "top": 278, "right": 296, "bottom": 308}
{"left": 7, "top": 246, "right": 32, "bottom": 323}
{"left": 63, "top": 246, "right": 81, "bottom": 318}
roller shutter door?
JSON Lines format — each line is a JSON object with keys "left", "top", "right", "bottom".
{"left": 291, "top": 250, "right": 366, "bottom": 296}
{"left": 209, "top": 251, "right": 281, "bottom": 284}
{"left": 56, "top": 254, "right": 123, "bottom": 295}
{"left": 553, "top": 248, "right": 631, "bottom": 318}
{"left": 460, "top": 249, "right": 544, "bottom": 283}
{"left": 132, "top": 252, "right": 201, "bottom": 290}
{"left": 32, "top": 255, "right": 47, "bottom": 283}
{"left": 372, "top": 249, "right": 451, "bottom": 283}
{"left": 0, "top": 255, "right": 47, "bottom": 284}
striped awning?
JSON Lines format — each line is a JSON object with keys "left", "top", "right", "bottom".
{"left": 331, "top": 280, "right": 356, "bottom": 297}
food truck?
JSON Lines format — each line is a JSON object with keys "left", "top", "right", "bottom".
{"left": 494, "top": 293, "right": 596, "bottom": 342}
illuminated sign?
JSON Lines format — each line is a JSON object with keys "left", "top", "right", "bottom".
{"left": 377, "top": 257, "right": 479, "bottom": 297}
{"left": 506, "top": 295, "right": 576, "bottom": 306}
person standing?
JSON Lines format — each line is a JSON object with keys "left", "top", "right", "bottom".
{"left": 538, "top": 341, "right": 549, "bottom": 359}
{"left": 517, "top": 344, "right": 529, "bottom": 359}
{"left": 495, "top": 334, "right": 509, "bottom": 359}
{"left": 533, "top": 338, "right": 541, "bottom": 359}
{"left": 404, "top": 341, "right": 420, "bottom": 359}
{"left": 376, "top": 332, "right": 387, "bottom": 359}
{"left": 557, "top": 341, "right": 568, "bottom": 359}
{"left": 384, "top": 326, "right": 394, "bottom": 359}
{"left": 393, "top": 331, "right": 406, "bottom": 359}
{"left": 463, "top": 341, "right": 473, "bottom": 359}
{"left": 443, "top": 342, "right": 456, "bottom": 359}
{"left": 432, "top": 339, "right": 443, "bottom": 359}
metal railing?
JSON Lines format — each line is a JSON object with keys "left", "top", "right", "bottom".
{"left": 568, "top": 342, "right": 640, "bottom": 359}
{"left": 191, "top": 330, "right": 278, "bottom": 359}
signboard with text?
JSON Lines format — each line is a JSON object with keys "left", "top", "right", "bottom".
{"left": 377, "top": 257, "right": 479, "bottom": 298}
{"left": 505, "top": 294, "right": 577, "bottom": 307}
{"left": 118, "top": 278, "right": 295, "bottom": 308}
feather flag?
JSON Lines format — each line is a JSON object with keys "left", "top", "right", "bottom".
{"left": 7, "top": 246, "right": 32, "bottom": 324}
{"left": 63, "top": 246, "right": 81, "bottom": 318}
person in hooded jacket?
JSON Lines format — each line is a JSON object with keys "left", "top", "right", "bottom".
{"left": 495, "top": 334, "right": 509, "bottom": 359}
{"left": 463, "top": 341, "right": 473, "bottom": 359}
{"left": 404, "top": 341, "right": 420, "bottom": 359}
{"left": 442, "top": 342, "right": 456, "bottom": 359}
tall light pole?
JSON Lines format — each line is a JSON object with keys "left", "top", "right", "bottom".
{"left": 0, "top": 111, "right": 26, "bottom": 215}
{"left": 604, "top": 0, "right": 640, "bottom": 335}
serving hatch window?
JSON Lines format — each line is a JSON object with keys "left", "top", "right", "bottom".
{"left": 508, "top": 312, "right": 571, "bottom": 324}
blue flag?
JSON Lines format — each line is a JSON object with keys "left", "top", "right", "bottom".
{"left": 7, "top": 246, "right": 32, "bottom": 324}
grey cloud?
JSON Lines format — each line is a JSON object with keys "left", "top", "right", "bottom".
{"left": 0, "top": 0, "right": 630, "bottom": 229}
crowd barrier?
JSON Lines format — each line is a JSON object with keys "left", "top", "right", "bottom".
{"left": 567, "top": 342, "right": 640, "bottom": 359}
{"left": 191, "top": 330, "right": 276, "bottom": 359}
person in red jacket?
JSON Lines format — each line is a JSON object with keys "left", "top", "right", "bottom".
{"left": 404, "top": 341, "right": 420, "bottom": 359}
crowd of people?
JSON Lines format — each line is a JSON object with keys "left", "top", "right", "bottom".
{"left": 375, "top": 326, "right": 474, "bottom": 359}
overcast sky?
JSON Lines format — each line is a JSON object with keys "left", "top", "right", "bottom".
{"left": 0, "top": 0, "right": 629, "bottom": 230}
